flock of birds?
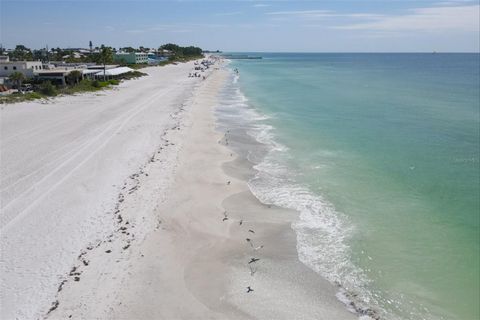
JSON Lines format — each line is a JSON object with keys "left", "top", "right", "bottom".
{"left": 221, "top": 129, "right": 266, "bottom": 294}
{"left": 222, "top": 208, "right": 263, "bottom": 293}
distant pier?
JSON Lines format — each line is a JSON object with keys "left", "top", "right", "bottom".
{"left": 221, "top": 54, "right": 262, "bottom": 60}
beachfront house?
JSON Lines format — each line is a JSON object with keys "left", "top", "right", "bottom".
{"left": 0, "top": 57, "right": 45, "bottom": 79}
{"left": 114, "top": 52, "right": 148, "bottom": 64}
{"left": 35, "top": 68, "right": 85, "bottom": 86}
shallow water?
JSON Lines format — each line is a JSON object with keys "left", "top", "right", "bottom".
{"left": 222, "top": 53, "right": 479, "bottom": 320}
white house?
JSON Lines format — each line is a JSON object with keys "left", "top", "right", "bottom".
{"left": 0, "top": 60, "right": 44, "bottom": 78}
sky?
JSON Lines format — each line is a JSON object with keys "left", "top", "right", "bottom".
{"left": 0, "top": 0, "right": 479, "bottom": 52}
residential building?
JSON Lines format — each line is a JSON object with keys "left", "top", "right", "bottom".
{"left": 158, "top": 49, "right": 173, "bottom": 57}
{"left": 114, "top": 52, "right": 148, "bottom": 64}
{"left": 35, "top": 68, "right": 84, "bottom": 86}
{"left": 0, "top": 60, "right": 44, "bottom": 78}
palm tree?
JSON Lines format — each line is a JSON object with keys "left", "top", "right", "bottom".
{"left": 98, "top": 45, "right": 113, "bottom": 81}
{"left": 9, "top": 72, "right": 25, "bottom": 89}
{"left": 67, "top": 70, "right": 82, "bottom": 85}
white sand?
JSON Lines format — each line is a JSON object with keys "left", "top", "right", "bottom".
{"left": 0, "top": 62, "right": 201, "bottom": 319}
{"left": 1, "top": 61, "right": 356, "bottom": 319}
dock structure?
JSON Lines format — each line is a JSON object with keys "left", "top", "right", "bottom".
{"left": 221, "top": 54, "right": 262, "bottom": 60}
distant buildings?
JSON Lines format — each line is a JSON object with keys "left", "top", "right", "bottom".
{"left": 157, "top": 49, "right": 173, "bottom": 57}
{"left": 0, "top": 53, "right": 136, "bottom": 87}
{"left": 114, "top": 52, "right": 148, "bottom": 64}
{"left": 0, "top": 56, "right": 45, "bottom": 78}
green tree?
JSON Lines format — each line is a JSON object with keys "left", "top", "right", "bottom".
{"left": 95, "top": 45, "right": 113, "bottom": 81}
{"left": 8, "top": 72, "right": 25, "bottom": 89}
{"left": 121, "top": 47, "right": 136, "bottom": 53}
{"left": 159, "top": 43, "right": 203, "bottom": 59}
{"left": 39, "top": 81, "right": 57, "bottom": 96}
{"left": 160, "top": 43, "right": 182, "bottom": 55}
{"left": 182, "top": 46, "right": 202, "bottom": 56}
{"left": 32, "top": 49, "right": 47, "bottom": 62}
{"left": 50, "top": 47, "right": 64, "bottom": 61}
{"left": 10, "top": 45, "right": 33, "bottom": 61}
{"left": 67, "top": 70, "right": 83, "bottom": 85}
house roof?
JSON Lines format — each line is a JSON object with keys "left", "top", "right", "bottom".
{"left": 95, "top": 66, "right": 134, "bottom": 76}
{"left": 82, "top": 69, "right": 99, "bottom": 75}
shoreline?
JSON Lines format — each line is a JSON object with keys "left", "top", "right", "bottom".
{"left": 2, "top": 59, "right": 358, "bottom": 319}
{"left": 47, "top": 63, "right": 355, "bottom": 318}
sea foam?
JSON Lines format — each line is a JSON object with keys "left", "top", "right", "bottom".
{"left": 216, "top": 68, "right": 389, "bottom": 319}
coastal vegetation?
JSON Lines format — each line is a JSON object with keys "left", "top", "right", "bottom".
{"left": 8, "top": 72, "right": 26, "bottom": 89}
{"left": 0, "top": 42, "right": 202, "bottom": 104}
{"left": 0, "top": 71, "right": 147, "bottom": 104}
{"left": 94, "top": 46, "right": 114, "bottom": 80}
{"left": 160, "top": 43, "right": 203, "bottom": 58}
{"left": 1, "top": 43, "right": 203, "bottom": 65}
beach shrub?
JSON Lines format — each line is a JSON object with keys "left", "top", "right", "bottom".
{"left": 0, "top": 91, "right": 45, "bottom": 104}
{"left": 39, "top": 81, "right": 57, "bottom": 96}
{"left": 92, "top": 80, "right": 101, "bottom": 88}
{"left": 108, "top": 79, "right": 120, "bottom": 85}
{"left": 26, "top": 92, "right": 43, "bottom": 100}
{"left": 118, "top": 71, "right": 147, "bottom": 80}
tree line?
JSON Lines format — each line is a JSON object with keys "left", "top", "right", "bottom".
{"left": 159, "top": 44, "right": 203, "bottom": 57}
{"left": 1, "top": 43, "right": 203, "bottom": 63}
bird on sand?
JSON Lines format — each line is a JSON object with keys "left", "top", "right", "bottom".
{"left": 247, "top": 286, "right": 254, "bottom": 293}
{"left": 248, "top": 258, "right": 260, "bottom": 264}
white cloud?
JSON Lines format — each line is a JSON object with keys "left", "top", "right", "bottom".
{"left": 333, "top": 5, "right": 479, "bottom": 32}
{"left": 125, "top": 29, "right": 145, "bottom": 34}
{"left": 267, "top": 10, "right": 331, "bottom": 16}
{"left": 170, "top": 29, "right": 191, "bottom": 33}
{"left": 266, "top": 10, "right": 385, "bottom": 20}
{"left": 214, "top": 11, "right": 242, "bottom": 16}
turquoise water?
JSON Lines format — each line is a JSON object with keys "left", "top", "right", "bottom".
{"left": 229, "top": 53, "right": 480, "bottom": 320}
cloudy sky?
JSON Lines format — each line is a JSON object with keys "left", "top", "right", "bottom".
{"left": 1, "top": 0, "right": 479, "bottom": 52}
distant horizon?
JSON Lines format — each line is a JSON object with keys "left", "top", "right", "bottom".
{"left": 223, "top": 51, "right": 480, "bottom": 53}
{"left": 1, "top": 44, "right": 479, "bottom": 55}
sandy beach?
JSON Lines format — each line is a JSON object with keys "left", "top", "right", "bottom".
{"left": 1, "top": 60, "right": 355, "bottom": 319}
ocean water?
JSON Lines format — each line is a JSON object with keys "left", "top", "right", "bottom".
{"left": 223, "top": 53, "right": 480, "bottom": 320}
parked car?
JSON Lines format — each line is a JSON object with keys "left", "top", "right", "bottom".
{"left": 20, "top": 84, "right": 33, "bottom": 92}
